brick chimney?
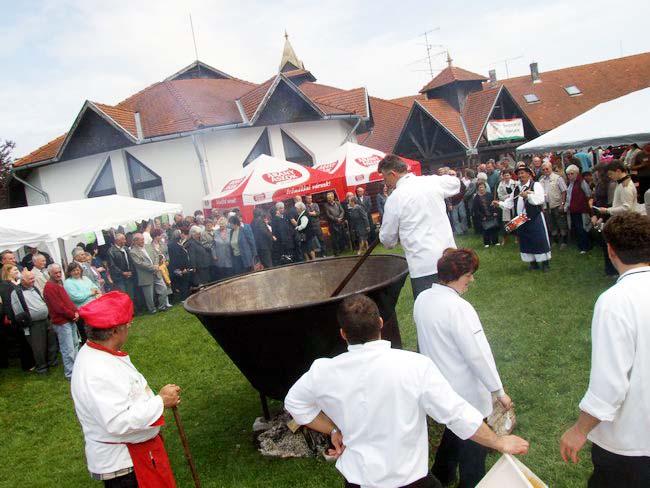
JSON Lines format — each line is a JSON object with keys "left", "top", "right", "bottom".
{"left": 530, "top": 62, "right": 541, "bottom": 83}
{"left": 488, "top": 69, "right": 497, "bottom": 84}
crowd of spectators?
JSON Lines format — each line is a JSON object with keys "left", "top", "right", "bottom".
{"left": 440, "top": 144, "right": 649, "bottom": 275}
{"left": 0, "top": 192, "right": 383, "bottom": 375}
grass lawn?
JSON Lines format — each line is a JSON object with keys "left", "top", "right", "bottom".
{"left": 0, "top": 234, "right": 613, "bottom": 487}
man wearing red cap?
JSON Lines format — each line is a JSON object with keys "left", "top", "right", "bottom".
{"left": 71, "top": 291, "right": 180, "bottom": 487}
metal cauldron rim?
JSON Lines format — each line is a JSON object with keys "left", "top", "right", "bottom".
{"left": 183, "top": 254, "right": 408, "bottom": 317}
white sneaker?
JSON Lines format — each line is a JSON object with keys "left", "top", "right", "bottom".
{"left": 496, "top": 243, "right": 501, "bottom": 246}
{"left": 580, "top": 251, "right": 587, "bottom": 254}
{"left": 484, "top": 245, "right": 490, "bottom": 248}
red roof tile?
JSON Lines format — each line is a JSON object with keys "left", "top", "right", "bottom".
{"left": 359, "top": 97, "right": 410, "bottom": 154}
{"left": 461, "top": 86, "right": 501, "bottom": 146}
{"left": 312, "top": 87, "right": 368, "bottom": 117}
{"left": 496, "top": 52, "right": 650, "bottom": 132}
{"left": 92, "top": 102, "right": 138, "bottom": 138}
{"left": 390, "top": 94, "right": 425, "bottom": 107}
{"left": 416, "top": 98, "right": 469, "bottom": 147}
{"left": 238, "top": 77, "right": 276, "bottom": 121}
{"left": 14, "top": 134, "right": 67, "bottom": 167}
{"left": 420, "top": 66, "right": 487, "bottom": 93}
{"left": 299, "top": 82, "right": 345, "bottom": 98}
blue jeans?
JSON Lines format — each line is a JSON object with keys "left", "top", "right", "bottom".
{"left": 450, "top": 203, "right": 468, "bottom": 234}
{"left": 53, "top": 322, "right": 80, "bottom": 378}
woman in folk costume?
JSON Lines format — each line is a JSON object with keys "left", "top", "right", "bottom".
{"left": 71, "top": 292, "right": 180, "bottom": 488}
{"left": 495, "top": 164, "right": 551, "bottom": 271}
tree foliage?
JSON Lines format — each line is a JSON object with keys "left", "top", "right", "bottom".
{"left": 0, "top": 139, "right": 16, "bottom": 209}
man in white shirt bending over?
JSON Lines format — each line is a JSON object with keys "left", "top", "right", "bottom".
{"left": 378, "top": 155, "right": 460, "bottom": 299}
{"left": 560, "top": 212, "right": 650, "bottom": 487}
{"left": 285, "top": 295, "right": 529, "bottom": 488}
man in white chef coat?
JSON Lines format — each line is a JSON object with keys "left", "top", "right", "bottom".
{"left": 560, "top": 212, "right": 650, "bottom": 487}
{"left": 378, "top": 155, "right": 460, "bottom": 299}
{"left": 285, "top": 294, "right": 529, "bottom": 488}
{"left": 71, "top": 291, "right": 181, "bottom": 487}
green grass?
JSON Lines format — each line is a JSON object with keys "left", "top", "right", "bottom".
{"left": 0, "top": 235, "right": 612, "bottom": 487}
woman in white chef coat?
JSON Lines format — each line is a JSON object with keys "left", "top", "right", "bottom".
{"left": 413, "top": 248, "right": 513, "bottom": 488}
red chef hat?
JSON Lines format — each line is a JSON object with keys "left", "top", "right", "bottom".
{"left": 78, "top": 291, "right": 134, "bottom": 329}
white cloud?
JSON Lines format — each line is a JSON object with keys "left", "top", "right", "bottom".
{"left": 1, "top": 0, "right": 649, "bottom": 157}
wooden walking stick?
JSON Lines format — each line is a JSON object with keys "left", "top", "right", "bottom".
{"left": 330, "top": 239, "right": 380, "bottom": 297}
{"left": 172, "top": 406, "right": 202, "bottom": 488}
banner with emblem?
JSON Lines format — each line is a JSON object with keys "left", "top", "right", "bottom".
{"left": 486, "top": 118, "right": 525, "bottom": 142}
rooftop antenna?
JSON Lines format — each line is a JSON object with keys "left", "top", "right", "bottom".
{"left": 485, "top": 55, "right": 523, "bottom": 79}
{"left": 189, "top": 13, "right": 200, "bottom": 74}
{"left": 418, "top": 28, "right": 441, "bottom": 78}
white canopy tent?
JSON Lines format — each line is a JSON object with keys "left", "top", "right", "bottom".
{"left": 0, "top": 195, "right": 182, "bottom": 264}
{"left": 517, "top": 88, "right": 650, "bottom": 154}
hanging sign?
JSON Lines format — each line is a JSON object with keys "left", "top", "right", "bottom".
{"left": 486, "top": 118, "right": 524, "bottom": 142}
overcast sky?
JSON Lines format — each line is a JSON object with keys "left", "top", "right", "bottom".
{"left": 2, "top": 0, "right": 649, "bottom": 158}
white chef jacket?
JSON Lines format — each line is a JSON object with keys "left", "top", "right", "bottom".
{"left": 71, "top": 343, "right": 164, "bottom": 475}
{"left": 379, "top": 174, "right": 460, "bottom": 278}
{"left": 414, "top": 284, "right": 504, "bottom": 417}
{"left": 285, "top": 340, "right": 483, "bottom": 488}
{"left": 579, "top": 266, "right": 650, "bottom": 456}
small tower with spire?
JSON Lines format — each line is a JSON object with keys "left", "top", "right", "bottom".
{"left": 277, "top": 31, "right": 316, "bottom": 84}
{"left": 279, "top": 30, "right": 305, "bottom": 72}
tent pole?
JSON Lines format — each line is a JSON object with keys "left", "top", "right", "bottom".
{"left": 58, "top": 238, "right": 69, "bottom": 268}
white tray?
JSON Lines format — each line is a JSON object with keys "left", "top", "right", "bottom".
{"left": 476, "top": 454, "right": 548, "bottom": 488}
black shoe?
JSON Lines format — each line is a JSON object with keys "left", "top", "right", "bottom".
{"left": 541, "top": 261, "right": 550, "bottom": 273}
{"left": 529, "top": 262, "right": 540, "bottom": 271}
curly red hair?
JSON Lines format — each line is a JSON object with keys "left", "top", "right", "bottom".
{"left": 437, "top": 248, "right": 480, "bottom": 283}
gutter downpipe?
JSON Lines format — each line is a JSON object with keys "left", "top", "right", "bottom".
{"left": 191, "top": 135, "right": 211, "bottom": 196}
{"left": 11, "top": 171, "right": 50, "bottom": 204}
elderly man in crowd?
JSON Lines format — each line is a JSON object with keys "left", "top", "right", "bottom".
{"left": 20, "top": 246, "right": 53, "bottom": 271}
{"left": 539, "top": 161, "right": 568, "bottom": 249}
{"left": 379, "top": 154, "right": 461, "bottom": 299}
{"left": 324, "top": 192, "right": 347, "bottom": 256}
{"left": 531, "top": 155, "right": 544, "bottom": 178}
{"left": 130, "top": 233, "right": 168, "bottom": 314}
{"left": 107, "top": 233, "right": 135, "bottom": 300}
{"left": 285, "top": 295, "right": 529, "bottom": 488}
{"left": 43, "top": 263, "right": 80, "bottom": 379}
{"left": 1, "top": 250, "right": 22, "bottom": 271}
{"left": 560, "top": 213, "right": 650, "bottom": 487}
{"left": 11, "top": 269, "right": 58, "bottom": 374}
{"left": 185, "top": 225, "right": 213, "bottom": 286}
{"left": 31, "top": 254, "right": 50, "bottom": 293}
{"left": 356, "top": 186, "right": 375, "bottom": 242}
{"left": 72, "top": 248, "right": 98, "bottom": 287}
{"left": 485, "top": 160, "right": 500, "bottom": 197}
{"left": 71, "top": 292, "right": 180, "bottom": 487}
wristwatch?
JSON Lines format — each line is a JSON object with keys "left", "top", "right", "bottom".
{"left": 330, "top": 427, "right": 339, "bottom": 436}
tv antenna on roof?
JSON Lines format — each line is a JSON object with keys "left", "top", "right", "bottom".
{"left": 485, "top": 55, "right": 523, "bottom": 79}
{"left": 417, "top": 28, "right": 442, "bottom": 78}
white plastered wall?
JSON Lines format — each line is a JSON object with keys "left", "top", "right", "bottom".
{"left": 24, "top": 118, "right": 358, "bottom": 212}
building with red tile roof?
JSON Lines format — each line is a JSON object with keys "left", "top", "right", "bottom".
{"left": 12, "top": 35, "right": 375, "bottom": 211}
{"left": 389, "top": 52, "right": 650, "bottom": 171}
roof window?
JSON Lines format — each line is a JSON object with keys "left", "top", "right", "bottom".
{"left": 523, "top": 93, "right": 540, "bottom": 103}
{"left": 564, "top": 85, "right": 582, "bottom": 96}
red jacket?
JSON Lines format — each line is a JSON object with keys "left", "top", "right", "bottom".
{"left": 43, "top": 281, "right": 78, "bottom": 325}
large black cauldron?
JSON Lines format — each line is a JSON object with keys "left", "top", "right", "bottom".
{"left": 184, "top": 255, "right": 408, "bottom": 407}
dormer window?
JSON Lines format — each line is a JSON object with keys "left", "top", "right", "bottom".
{"left": 523, "top": 93, "right": 540, "bottom": 104}
{"left": 564, "top": 85, "right": 582, "bottom": 96}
